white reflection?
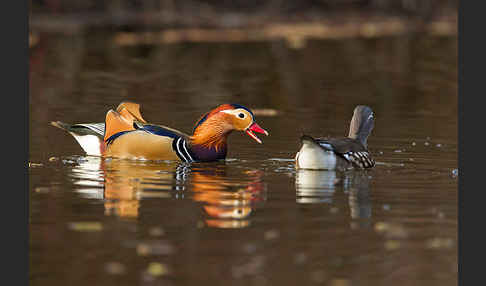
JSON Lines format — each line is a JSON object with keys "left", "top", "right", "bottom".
{"left": 295, "top": 169, "right": 372, "bottom": 221}
{"left": 69, "top": 156, "right": 105, "bottom": 198}
{"left": 295, "top": 170, "right": 337, "bottom": 204}
{"left": 348, "top": 173, "right": 372, "bottom": 220}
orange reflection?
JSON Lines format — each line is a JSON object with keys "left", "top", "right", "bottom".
{"left": 103, "top": 159, "right": 182, "bottom": 219}
{"left": 69, "top": 157, "right": 265, "bottom": 226}
{"left": 190, "top": 165, "right": 265, "bottom": 228}
{"left": 70, "top": 157, "right": 181, "bottom": 219}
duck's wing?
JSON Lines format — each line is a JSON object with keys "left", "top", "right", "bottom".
{"left": 103, "top": 109, "right": 138, "bottom": 142}
{"left": 103, "top": 102, "right": 196, "bottom": 161}
{"left": 103, "top": 101, "right": 150, "bottom": 142}
{"left": 132, "top": 122, "right": 190, "bottom": 139}
{"left": 315, "top": 137, "right": 375, "bottom": 169}
{"left": 107, "top": 101, "right": 192, "bottom": 144}
{"left": 104, "top": 119, "right": 194, "bottom": 161}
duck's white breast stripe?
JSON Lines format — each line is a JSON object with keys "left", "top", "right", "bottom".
{"left": 182, "top": 140, "right": 194, "bottom": 162}
{"left": 175, "top": 138, "right": 189, "bottom": 162}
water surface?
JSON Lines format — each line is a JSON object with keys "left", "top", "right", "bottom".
{"left": 29, "top": 31, "right": 457, "bottom": 286}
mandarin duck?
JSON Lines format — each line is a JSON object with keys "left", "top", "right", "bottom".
{"left": 51, "top": 102, "right": 268, "bottom": 162}
{"left": 295, "top": 105, "right": 375, "bottom": 170}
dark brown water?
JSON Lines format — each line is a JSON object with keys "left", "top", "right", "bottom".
{"left": 29, "top": 31, "right": 457, "bottom": 286}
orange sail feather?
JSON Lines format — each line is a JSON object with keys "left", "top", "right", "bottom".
{"left": 103, "top": 110, "right": 135, "bottom": 142}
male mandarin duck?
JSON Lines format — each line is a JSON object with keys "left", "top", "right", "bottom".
{"left": 295, "top": 105, "right": 375, "bottom": 170}
{"left": 51, "top": 102, "right": 269, "bottom": 162}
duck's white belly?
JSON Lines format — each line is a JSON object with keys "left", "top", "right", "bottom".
{"left": 70, "top": 133, "right": 103, "bottom": 156}
{"left": 295, "top": 145, "right": 337, "bottom": 170}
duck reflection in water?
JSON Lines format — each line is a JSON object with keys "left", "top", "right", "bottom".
{"left": 68, "top": 156, "right": 266, "bottom": 228}
{"left": 189, "top": 164, "right": 266, "bottom": 228}
{"left": 295, "top": 169, "right": 372, "bottom": 227}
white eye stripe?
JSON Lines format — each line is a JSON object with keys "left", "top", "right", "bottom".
{"left": 220, "top": 109, "right": 236, "bottom": 115}
{"left": 220, "top": 108, "right": 255, "bottom": 130}
{"left": 220, "top": 109, "right": 249, "bottom": 119}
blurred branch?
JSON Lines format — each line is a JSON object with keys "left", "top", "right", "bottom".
{"left": 110, "top": 17, "right": 456, "bottom": 48}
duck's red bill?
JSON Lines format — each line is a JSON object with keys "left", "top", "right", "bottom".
{"left": 245, "top": 122, "right": 269, "bottom": 144}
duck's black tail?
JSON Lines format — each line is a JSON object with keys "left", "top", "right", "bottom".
{"left": 50, "top": 121, "right": 105, "bottom": 156}
{"left": 51, "top": 121, "right": 105, "bottom": 137}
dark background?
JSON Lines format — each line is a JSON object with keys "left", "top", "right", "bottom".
{"left": 30, "top": 0, "right": 457, "bottom": 30}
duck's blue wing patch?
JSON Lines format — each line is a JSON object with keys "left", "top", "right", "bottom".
{"left": 138, "top": 124, "right": 180, "bottom": 139}
{"left": 105, "top": 124, "right": 182, "bottom": 146}
{"left": 317, "top": 141, "right": 335, "bottom": 151}
{"left": 105, "top": 131, "right": 132, "bottom": 145}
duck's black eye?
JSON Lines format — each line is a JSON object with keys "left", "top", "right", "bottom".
{"left": 238, "top": 113, "right": 245, "bottom": 118}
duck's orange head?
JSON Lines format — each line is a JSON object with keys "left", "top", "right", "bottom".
{"left": 192, "top": 104, "right": 269, "bottom": 144}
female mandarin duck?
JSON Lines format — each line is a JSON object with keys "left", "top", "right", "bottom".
{"left": 295, "top": 105, "right": 375, "bottom": 170}
{"left": 51, "top": 102, "right": 269, "bottom": 162}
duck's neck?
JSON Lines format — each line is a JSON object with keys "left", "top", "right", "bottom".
{"left": 348, "top": 113, "right": 373, "bottom": 148}
{"left": 189, "top": 117, "right": 231, "bottom": 161}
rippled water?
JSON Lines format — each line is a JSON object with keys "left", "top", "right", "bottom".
{"left": 29, "top": 31, "right": 457, "bottom": 286}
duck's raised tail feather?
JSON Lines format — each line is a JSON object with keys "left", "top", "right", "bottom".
{"left": 51, "top": 121, "right": 72, "bottom": 132}
{"left": 50, "top": 121, "right": 105, "bottom": 156}
{"left": 51, "top": 121, "right": 104, "bottom": 136}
